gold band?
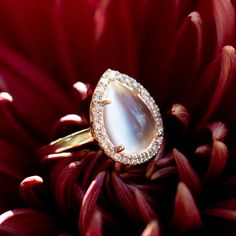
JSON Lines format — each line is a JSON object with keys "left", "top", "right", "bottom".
{"left": 38, "top": 128, "right": 94, "bottom": 158}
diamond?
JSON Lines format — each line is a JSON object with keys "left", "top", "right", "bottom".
{"left": 114, "top": 153, "right": 122, "bottom": 161}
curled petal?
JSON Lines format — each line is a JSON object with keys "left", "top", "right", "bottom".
{"left": 85, "top": 210, "right": 102, "bottom": 236}
{"left": 20, "top": 176, "right": 46, "bottom": 208}
{"left": 158, "top": 10, "right": 203, "bottom": 101}
{"left": 134, "top": 189, "right": 158, "bottom": 223}
{"left": 0, "top": 92, "right": 13, "bottom": 103}
{"left": 201, "top": 46, "right": 236, "bottom": 124}
{"left": 195, "top": 145, "right": 211, "bottom": 157}
{"left": 50, "top": 114, "right": 88, "bottom": 138}
{"left": 208, "top": 121, "right": 228, "bottom": 141}
{"left": 141, "top": 220, "right": 161, "bottom": 236}
{"left": 79, "top": 172, "right": 105, "bottom": 235}
{"left": 54, "top": 161, "right": 83, "bottom": 215}
{"left": 73, "top": 82, "right": 93, "bottom": 101}
{"left": 171, "top": 182, "right": 202, "bottom": 233}
{"left": 212, "top": 0, "right": 235, "bottom": 52}
{"left": 173, "top": 149, "right": 201, "bottom": 196}
{"left": 0, "top": 209, "right": 58, "bottom": 236}
{"left": 171, "top": 104, "right": 189, "bottom": 128}
{"left": 204, "top": 140, "right": 228, "bottom": 183}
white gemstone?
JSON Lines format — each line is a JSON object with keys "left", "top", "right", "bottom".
{"left": 103, "top": 81, "right": 156, "bottom": 154}
{"left": 90, "top": 69, "right": 164, "bottom": 165}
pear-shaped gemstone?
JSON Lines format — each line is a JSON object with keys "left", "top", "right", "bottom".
{"left": 103, "top": 81, "right": 156, "bottom": 154}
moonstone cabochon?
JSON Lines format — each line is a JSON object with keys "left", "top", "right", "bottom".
{"left": 90, "top": 69, "right": 164, "bottom": 165}
{"left": 103, "top": 81, "right": 156, "bottom": 153}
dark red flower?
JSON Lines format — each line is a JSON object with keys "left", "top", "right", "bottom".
{"left": 0, "top": 0, "right": 236, "bottom": 235}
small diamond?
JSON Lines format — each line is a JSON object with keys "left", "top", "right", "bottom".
{"left": 91, "top": 111, "right": 102, "bottom": 122}
{"left": 100, "top": 141, "right": 109, "bottom": 149}
{"left": 136, "top": 157, "right": 141, "bottom": 164}
{"left": 96, "top": 131, "right": 106, "bottom": 142}
{"left": 114, "top": 153, "right": 122, "bottom": 161}
{"left": 117, "top": 75, "right": 124, "bottom": 82}
{"left": 123, "top": 157, "right": 130, "bottom": 164}
{"left": 93, "top": 104, "right": 102, "bottom": 113}
{"left": 106, "top": 146, "right": 114, "bottom": 155}
{"left": 130, "top": 158, "right": 138, "bottom": 165}
{"left": 94, "top": 93, "right": 103, "bottom": 101}
{"left": 93, "top": 122, "right": 102, "bottom": 130}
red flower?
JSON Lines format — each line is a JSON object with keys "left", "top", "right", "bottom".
{"left": 0, "top": 0, "right": 236, "bottom": 235}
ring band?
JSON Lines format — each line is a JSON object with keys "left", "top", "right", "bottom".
{"left": 38, "top": 69, "right": 164, "bottom": 165}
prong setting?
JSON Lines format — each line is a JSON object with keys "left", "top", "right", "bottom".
{"left": 90, "top": 69, "right": 164, "bottom": 165}
{"left": 115, "top": 145, "right": 125, "bottom": 153}
{"left": 98, "top": 99, "right": 111, "bottom": 106}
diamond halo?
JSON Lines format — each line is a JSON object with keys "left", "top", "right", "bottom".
{"left": 90, "top": 69, "right": 164, "bottom": 165}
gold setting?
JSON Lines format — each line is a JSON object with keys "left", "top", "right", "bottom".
{"left": 115, "top": 145, "right": 125, "bottom": 153}
{"left": 97, "top": 99, "right": 111, "bottom": 106}
{"left": 90, "top": 69, "right": 164, "bottom": 165}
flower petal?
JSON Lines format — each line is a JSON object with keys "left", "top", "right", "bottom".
{"left": 111, "top": 172, "right": 138, "bottom": 221}
{"left": 0, "top": 92, "right": 13, "bottom": 104}
{"left": 73, "top": 82, "right": 93, "bottom": 101}
{"left": 141, "top": 220, "right": 161, "bottom": 236}
{"left": 0, "top": 42, "right": 78, "bottom": 140}
{"left": 208, "top": 121, "right": 228, "bottom": 141}
{"left": 134, "top": 189, "right": 158, "bottom": 223}
{"left": 53, "top": 160, "right": 84, "bottom": 215}
{"left": 212, "top": 0, "right": 235, "bottom": 53}
{"left": 173, "top": 148, "right": 201, "bottom": 196}
{"left": 171, "top": 182, "right": 202, "bottom": 233}
{"left": 157, "top": 11, "right": 203, "bottom": 104}
{"left": 79, "top": 171, "right": 105, "bottom": 235}
{"left": 50, "top": 114, "right": 88, "bottom": 139}
{"left": 151, "top": 166, "right": 177, "bottom": 181}
{"left": 204, "top": 140, "right": 228, "bottom": 183}
{"left": 20, "top": 176, "right": 47, "bottom": 209}
{"left": 0, "top": 140, "right": 34, "bottom": 178}
{"left": 204, "top": 208, "right": 236, "bottom": 221}
{"left": 171, "top": 104, "right": 190, "bottom": 128}
{"left": 0, "top": 209, "right": 58, "bottom": 236}
{"left": 200, "top": 46, "right": 236, "bottom": 124}
{"left": 85, "top": 210, "right": 102, "bottom": 236}
{"left": 197, "top": 0, "right": 235, "bottom": 60}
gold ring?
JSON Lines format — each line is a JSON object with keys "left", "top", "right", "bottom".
{"left": 38, "top": 69, "right": 164, "bottom": 165}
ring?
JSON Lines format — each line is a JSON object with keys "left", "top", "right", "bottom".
{"left": 38, "top": 69, "right": 164, "bottom": 165}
